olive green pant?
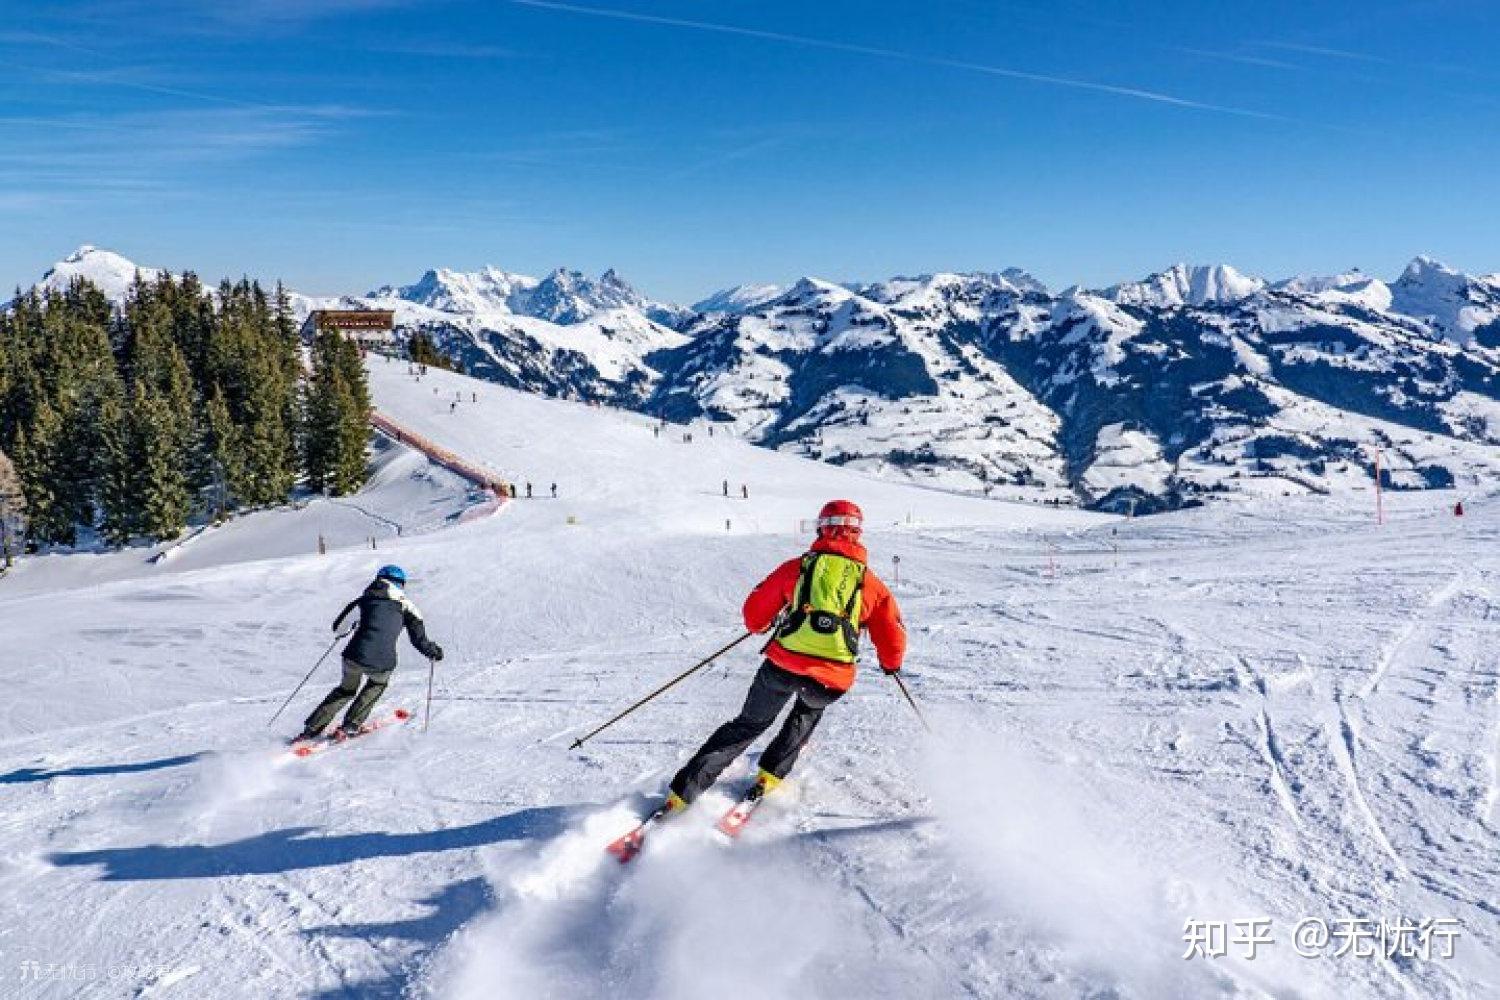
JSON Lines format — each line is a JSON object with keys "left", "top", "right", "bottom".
{"left": 304, "top": 659, "right": 393, "bottom": 734}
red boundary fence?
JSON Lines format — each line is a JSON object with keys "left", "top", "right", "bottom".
{"left": 370, "top": 410, "right": 513, "bottom": 500}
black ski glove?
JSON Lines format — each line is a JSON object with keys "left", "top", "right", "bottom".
{"left": 427, "top": 644, "right": 444, "bottom": 662}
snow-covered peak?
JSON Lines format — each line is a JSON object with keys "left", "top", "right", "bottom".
{"left": 692, "top": 283, "right": 786, "bottom": 315}
{"left": 1104, "top": 264, "right": 1265, "bottom": 309}
{"left": 996, "top": 267, "right": 1050, "bottom": 297}
{"left": 370, "top": 265, "right": 538, "bottom": 316}
{"left": 521, "top": 267, "right": 644, "bottom": 324}
{"left": 1389, "top": 255, "right": 1500, "bottom": 343}
{"left": 770, "top": 277, "right": 859, "bottom": 309}
{"left": 1400, "top": 255, "right": 1460, "bottom": 283}
{"left": 858, "top": 270, "right": 1050, "bottom": 306}
{"left": 368, "top": 263, "right": 688, "bottom": 328}
{"left": 37, "top": 245, "right": 164, "bottom": 303}
{"left": 1274, "top": 270, "right": 1393, "bottom": 312}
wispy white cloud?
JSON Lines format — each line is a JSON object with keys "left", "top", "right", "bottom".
{"left": 507, "top": 0, "right": 1289, "bottom": 122}
{"left": 1174, "top": 47, "right": 1304, "bottom": 72}
{"left": 0, "top": 105, "right": 337, "bottom": 200}
{"left": 666, "top": 135, "right": 787, "bottom": 181}
{"left": 1254, "top": 38, "right": 1500, "bottom": 85}
{"left": 28, "top": 63, "right": 390, "bottom": 118}
{"left": 369, "top": 39, "right": 521, "bottom": 59}
{"left": 1258, "top": 41, "right": 1391, "bottom": 64}
{"left": 61, "top": 0, "right": 425, "bottom": 32}
{"left": 0, "top": 30, "right": 107, "bottom": 55}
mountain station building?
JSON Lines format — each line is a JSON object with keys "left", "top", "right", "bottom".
{"left": 300, "top": 309, "right": 396, "bottom": 347}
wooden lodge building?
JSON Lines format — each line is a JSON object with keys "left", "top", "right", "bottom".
{"left": 300, "top": 309, "right": 397, "bottom": 348}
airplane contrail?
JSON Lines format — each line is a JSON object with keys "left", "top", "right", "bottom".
{"left": 509, "top": 0, "right": 1288, "bottom": 122}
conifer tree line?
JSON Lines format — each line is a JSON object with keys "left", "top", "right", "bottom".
{"left": 406, "top": 332, "right": 458, "bottom": 372}
{"left": 0, "top": 273, "right": 372, "bottom": 551}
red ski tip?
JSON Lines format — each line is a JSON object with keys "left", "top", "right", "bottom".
{"left": 394, "top": 708, "right": 412, "bottom": 720}
{"left": 605, "top": 828, "right": 646, "bottom": 863}
{"left": 716, "top": 811, "right": 751, "bottom": 838}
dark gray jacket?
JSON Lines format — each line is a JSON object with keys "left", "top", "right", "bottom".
{"left": 334, "top": 579, "right": 440, "bottom": 671}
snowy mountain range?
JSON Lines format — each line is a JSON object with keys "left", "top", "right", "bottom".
{"left": 14, "top": 246, "right": 1500, "bottom": 511}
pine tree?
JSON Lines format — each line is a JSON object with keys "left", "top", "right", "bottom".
{"left": 203, "top": 389, "right": 239, "bottom": 521}
{"left": 3, "top": 269, "right": 313, "bottom": 544}
{"left": 0, "top": 447, "right": 26, "bottom": 567}
{"left": 130, "top": 382, "right": 190, "bottom": 540}
{"left": 207, "top": 280, "right": 300, "bottom": 507}
{"left": 33, "top": 282, "right": 121, "bottom": 538}
{"left": 95, "top": 387, "right": 136, "bottom": 546}
{"left": 12, "top": 400, "right": 67, "bottom": 546}
{"left": 305, "top": 330, "right": 371, "bottom": 495}
{"left": 408, "top": 332, "right": 457, "bottom": 372}
{"left": 1, "top": 290, "right": 44, "bottom": 452}
{"left": 106, "top": 272, "right": 219, "bottom": 542}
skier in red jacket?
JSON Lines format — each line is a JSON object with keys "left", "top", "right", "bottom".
{"left": 664, "top": 499, "right": 906, "bottom": 811}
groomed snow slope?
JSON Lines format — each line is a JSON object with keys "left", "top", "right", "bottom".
{"left": 3, "top": 364, "right": 1498, "bottom": 999}
{"left": 0, "top": 434, "right": 477, "bottom": 599}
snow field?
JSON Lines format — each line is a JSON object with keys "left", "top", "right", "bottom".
{"left": 1, "top": 362, "right": 1497, "bottom": 998}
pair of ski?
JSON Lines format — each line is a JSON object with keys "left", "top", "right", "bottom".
{"left": 287, "top": 707, "right": 412, "bottom": 757}
{"left": 606, "top": 783, "right": 769, "bottom": 863}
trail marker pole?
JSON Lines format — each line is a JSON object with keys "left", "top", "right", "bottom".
{"left": 1374, "top": 448, "right": 1385, "bottom": 526}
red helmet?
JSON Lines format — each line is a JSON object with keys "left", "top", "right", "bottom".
{"left": 816, "top": 499, "right": 863, "bottom": 536}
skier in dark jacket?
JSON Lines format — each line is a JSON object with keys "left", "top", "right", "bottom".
{"left": 298, "top": 565, "right": 444, "bottom": 740}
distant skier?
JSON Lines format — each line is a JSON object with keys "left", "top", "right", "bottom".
{"left": 550, "top": 482, "right": 558, "bottom": 499}
{"left": 661, "top": 500, "right": 906, "bottom": 813}
{"left": 526, "top": 481, "right": 533, "bottom": 498}
{"left": 297, "top": 565, "right": 444, "bottom": 741}
{"left": 723, "top": 479, "right": 730, "bottom": 497}
{"left": 741, "top": 484, "right": 748, "bottom": 500}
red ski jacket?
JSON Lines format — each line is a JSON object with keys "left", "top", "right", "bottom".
{"left": 743, "top": 534, "right": 906, "bottom": 693}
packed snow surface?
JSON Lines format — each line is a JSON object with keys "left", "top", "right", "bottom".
{"left": 3, "top": 363, "right": 1498, "bottom": 999}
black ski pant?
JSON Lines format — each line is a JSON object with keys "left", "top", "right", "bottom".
{"left": 304, "top": 659, "right": 393, "bottom": 734}
{"left": 670, "top": 660, "right": 842, "bottom": 803}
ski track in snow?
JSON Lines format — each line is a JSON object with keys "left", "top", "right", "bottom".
{"left": 3, "top": 361, "right": 1500, "bottom": 998}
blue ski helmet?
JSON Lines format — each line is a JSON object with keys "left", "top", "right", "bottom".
{"left": 376, "top": 564, "right": 407, "bottom": 586}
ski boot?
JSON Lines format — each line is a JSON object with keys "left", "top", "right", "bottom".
{"left": 746, "top": 769, "right": 781, "bottom": 802}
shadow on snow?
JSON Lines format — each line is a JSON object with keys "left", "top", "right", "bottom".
{"left": 47, "top": 804, "right": 576, "bottom": 881}
{"left": 0, "top": 752, "right": 209, "bottom": 785}
{"left": 302, "top": 877, "right": 495, "bottom": 1000}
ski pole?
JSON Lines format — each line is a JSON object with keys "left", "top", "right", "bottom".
{"left": 267, "top": 628, "right": 351, "bottom": 726}
{"left": 890, "top": 672, "right": 931, "bottom": 733}
{"left": 424, "top": 656, "right": 436, "bottom": 733}
{"left": 569, "top": 631, "right": 754, "bottom": 751}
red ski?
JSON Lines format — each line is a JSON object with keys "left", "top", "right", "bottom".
{"left": 289, "top": 708, "right": 412, "bottom": 757}
{"left": 715, "top": 793, "right": 766, "bottom": 839}
{"left": 605, "top": 803, "right": 677, "bottom": 863}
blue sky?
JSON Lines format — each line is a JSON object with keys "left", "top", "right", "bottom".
{"left": 3, "top": 0, "right": 1497, "bottom": 302}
